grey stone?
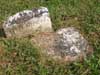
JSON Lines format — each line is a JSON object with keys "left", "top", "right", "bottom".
{"left": 31, "top": 27, "right": 93, "bottom": 62}
{"left": 3, "top": 7, "right": 53, "bottom": 38}
{"left": 56, "top": 27, "right": 88, "bottom": 56}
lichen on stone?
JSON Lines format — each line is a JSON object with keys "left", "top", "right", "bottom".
{"left": 56, "top": 27, "right": 88, "bottom": 56}
{"left": 3, "top": 7, "right": 52, "bottom": 38}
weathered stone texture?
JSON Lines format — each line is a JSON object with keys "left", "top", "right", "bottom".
{"left": 3, "top": 7, "right": 52, "bottom": 38}
{"left": 56, "top": 27, "right": 88, "bottom": 57}
{"left": 31, "top": 27, "right": 93, "bottom": 62}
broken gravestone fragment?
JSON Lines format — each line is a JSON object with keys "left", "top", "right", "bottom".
{"left": 31, "top": 27, "right": 93, "bottom": 62}
{"left": 3, "top": 7, "right": 53, "bottom": 38}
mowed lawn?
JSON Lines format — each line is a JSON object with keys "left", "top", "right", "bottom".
{"left": 0, "top": 0, "right": 100, "bottom": 75}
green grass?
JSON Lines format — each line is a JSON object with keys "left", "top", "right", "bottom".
{"left": 0, "top": 0, "right": 100, "bottom": 75}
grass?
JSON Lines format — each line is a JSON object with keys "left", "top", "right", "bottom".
{"left": 0, "top": 0, "right": 100, "bottom": 75}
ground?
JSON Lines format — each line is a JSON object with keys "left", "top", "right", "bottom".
{"left": 0, "top": 0, "right": 100, "bottom": 75}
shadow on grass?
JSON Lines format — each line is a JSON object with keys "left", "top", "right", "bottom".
{"left": 0, "top": 28, "right": 6, "bottom": 37}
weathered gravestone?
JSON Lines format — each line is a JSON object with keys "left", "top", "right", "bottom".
{"left": 3, "top": 7, "right": 53, "bottom": 38}
{"left": 31, "top": 27, "right": 93, "bottom": 62}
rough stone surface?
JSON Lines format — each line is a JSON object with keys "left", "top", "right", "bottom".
{"left": 31, "top": 27, "right": 93, "bottom": 62}
{"left": 56, "top": 27, "right": 88, "bottom": 56}
{"left": 3, "top": 7, "right": 53, "bottom": 38}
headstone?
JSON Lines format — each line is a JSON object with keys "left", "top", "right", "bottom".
{"left": 3, "top": 7, "right": 53, "bottom": 38}
{"left": 31, "top": 27, "right": 93, "bottom": 62}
